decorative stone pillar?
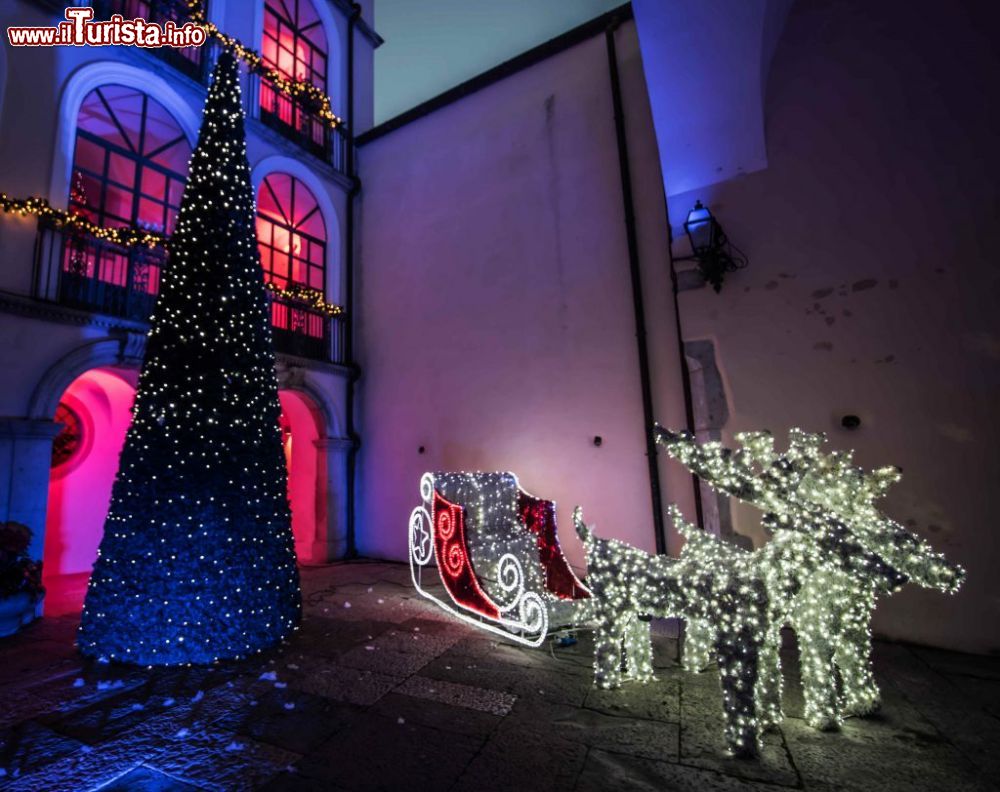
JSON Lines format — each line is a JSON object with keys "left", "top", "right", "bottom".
{"left": 311, "top": 436, "right": 353, "bottom": 562}
{"left": 0, "top": 418, "right": 62, "bottom": 562}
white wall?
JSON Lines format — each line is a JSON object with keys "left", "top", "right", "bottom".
{"left": 668, "top": 0, "right": 1000, "bottom": 653}
{"left": 355, "top": 20, "right": 696, "bottom": 570}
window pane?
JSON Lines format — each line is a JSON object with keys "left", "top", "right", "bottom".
{"left": 73, "top": 136, "right": 106, "bottom": 175}
{"left": 168, "top": 178, "right": 185, "bottom": 208}
{"left": 72, "top": 172, "right": 104, "bottom": 216}
{"left": 107, "top": 152, "right": 136, "bottom": 189}
{"left": 272, "top": 225, "right": 290, "bottom": 254}
{"left": 78, "top": 93, "right": 129, "bottom": 150}
{"left": 99, "top": 86, "right": 145, "bottom": 152}
{"left": 256, "top": 173, "right": 328, "bottom": 295}
{"left": 149, "top": 138, "right": 189, "bottom": 172}
{"left": 141, "top": 168, "right": 166, "bottom": 200}
{"left": 138, "top": 196, "right": 166, "bottom": 231}
{"left": 255, "top": 216, "right": 272, "bottom": 243}
{"left": 271, "top": 251, "right": 290, "bottom": 279}
{"left": 102, "top": 184, "right": 134, "bottom": 224}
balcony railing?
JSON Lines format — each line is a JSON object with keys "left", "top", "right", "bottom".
{"left": 34, "top": 221, "right": 345, "bottom": 364}
{"left": 245, "top": 72, "right": 349, "bottom": 174}
{"left": 92, "top": 0, "right": 211, "bottom": 84}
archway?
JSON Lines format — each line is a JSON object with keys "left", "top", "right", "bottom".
{"left": 38, "top": 367, "right": 327, "bottom": 614}
{"left": 278, "top": 389, "right": 327, "bottom": 563}
{"left": 43, "top": 367, "right": 136, "bottom": 615}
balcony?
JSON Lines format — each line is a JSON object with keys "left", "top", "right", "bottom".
{"left": 92, "top": 0, "right": 211, "bottom": 84}
{"left": 245, "top": 72, "right": 349, "bottom": 174}
{"left": 34, "top": 221, "right": 346, "bottom": 364}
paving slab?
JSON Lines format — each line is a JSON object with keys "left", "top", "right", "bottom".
{"left": 576, "top": 749, "right": 793, "bottom": 792}
{"left": 1, "top": 561, "right": 998, "bottom": 791}
{"left": 292, "top": 710, "right": 483, "bottom": 791}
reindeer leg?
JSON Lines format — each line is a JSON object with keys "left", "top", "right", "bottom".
{"left": 594, "top": 612, "right": 628, "bottom": 689}
{"left": 836, "top": 586, "right": 881, "bottom": 718}
{"left": 714, "top": 625, "right": 761, "bottom": 758}
{"left": 623, "top": 615, "right": 655, "bottom": 682}
{"left": 756, "top": 620, "right": 784, "bottom": 730}
{"left": 682, "top": 617, "right": 714, "bottom": 673}
{"left": 795, "top": 603, "right": 841, "bottom": 730}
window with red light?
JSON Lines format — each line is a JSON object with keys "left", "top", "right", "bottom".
{"left": 256, "top": 173, "right": 327, "bottom": 292}
{"left": 65, "top": 86, "right": 191, "bottom": 296}
{"left": 260, "top": 0, "right": 329, "bottom": 152}
{"left": 71, "top": 86, "right": 190, "bottom": 233}
{"left": 256, "top": 174, "right": 329, "bottom": 350}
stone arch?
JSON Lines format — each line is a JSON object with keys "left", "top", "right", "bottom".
{"left": 275, "top": 364, "right": 343, "bottom": 438}
{"left": 28, "top": 334, "right": 144, "bottom": 420}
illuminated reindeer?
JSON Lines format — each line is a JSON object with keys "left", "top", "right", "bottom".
{"left": 655, "top": 426, "right": 965, "bottom": 730}
{"left": 573, "top": 507, "right": 774, "bottom": 757}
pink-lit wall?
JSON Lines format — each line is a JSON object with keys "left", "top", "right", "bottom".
{"left": 45, "top": 368, "right": 135, "bottom": 576}
{"left": 279, "top": 390, "right": 325, "bottom": 562}
{"left": 355, "top": 21, "right": 697, "bottom": 568}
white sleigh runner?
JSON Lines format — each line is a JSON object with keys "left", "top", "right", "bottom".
{"left": 409, "top": 472, "right": 591, "bottom": 646}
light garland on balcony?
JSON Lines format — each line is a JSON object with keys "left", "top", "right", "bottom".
{"left": 0, "top": 193, "right": 165, "bottom": 248}
{"left": 0, "top": 193, "right": 344, "bottom": 317}
{"left": 186, "top": 1, "right": 344, "bottom": 131}
{"left": 654, "top": 426, "right": 965, "bottom": 731}
{"left": 264, "top": 282, "right": 344, "bottom": 318}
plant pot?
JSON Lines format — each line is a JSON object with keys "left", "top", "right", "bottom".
{"left": 0, "top": 592, "right": 41, "bottom": 638}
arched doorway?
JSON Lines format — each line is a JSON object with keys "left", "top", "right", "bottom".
{"left": 44, "top": 367, "right": 136, "bottom": 615}
{"left": 278, "top": 389, "right": 327, "bottom": 563}
{"left": 39, "top": 370, "right": 327, "bottom": 614}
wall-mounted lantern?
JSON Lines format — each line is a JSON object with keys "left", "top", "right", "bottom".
{"left": 680, "top": 201, "right": 748, "bottom": 292}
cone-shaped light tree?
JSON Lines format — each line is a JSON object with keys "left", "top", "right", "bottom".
{"left": 79, "top": 51, "right": 301, "bottom": 665}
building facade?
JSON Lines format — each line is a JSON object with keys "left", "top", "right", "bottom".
{"left": 0, "top": 0, "right": 380, "bottom": 577}
{"left": 1, "top": 0, "right": 997, "bottom": 656}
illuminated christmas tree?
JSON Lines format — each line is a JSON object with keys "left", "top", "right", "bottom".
{"left": 79, "top": 51, "right": 301, "bottom": 665}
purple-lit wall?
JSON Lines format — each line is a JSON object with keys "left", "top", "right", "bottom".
{"left": 355, "top": 20, "right": 698, "bottom": 569}
{"left": 666, "top": 0, "right": 1000, "bottom": 653}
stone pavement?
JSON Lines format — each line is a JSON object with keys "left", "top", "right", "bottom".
{"left": 1, "top": 561, "right": 998, "bottom": 791}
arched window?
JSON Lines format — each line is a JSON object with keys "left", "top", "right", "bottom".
{"left": 256, "top": 173, "right": 328, "bottom": 356}
{"left": 260, "top": 0, "right": 329, "bottom": 155}
{"left": 256, "top": 173, "right": 326, "bottom": 290}
{"left": 62, "top": 86, "right": 191, "bottom": 319}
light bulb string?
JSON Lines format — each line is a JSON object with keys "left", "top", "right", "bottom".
{"left": 186, "top": 0, "right": 345, "bottom": 133}
{"left": 0, "top": 193, "right": 344, "bottom": 317}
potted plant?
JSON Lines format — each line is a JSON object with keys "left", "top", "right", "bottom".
{"left": 0, "top": 522, "right": 45, "bottom": 637}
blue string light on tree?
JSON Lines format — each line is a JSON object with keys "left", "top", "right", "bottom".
{"left": 78, "top": 50, "right": 301, "bottom": 666}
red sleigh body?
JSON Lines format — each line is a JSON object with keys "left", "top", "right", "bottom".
{"left": 409, "top": 473, "right": 590, "bottom": 646}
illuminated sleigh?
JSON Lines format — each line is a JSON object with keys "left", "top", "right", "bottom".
{"left": 409, "top": 472, "right": 591, "bottom": 647}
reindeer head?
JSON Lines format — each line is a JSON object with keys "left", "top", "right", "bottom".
{"left": 654, "top": 425, "right": 964, "bottom": 595}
